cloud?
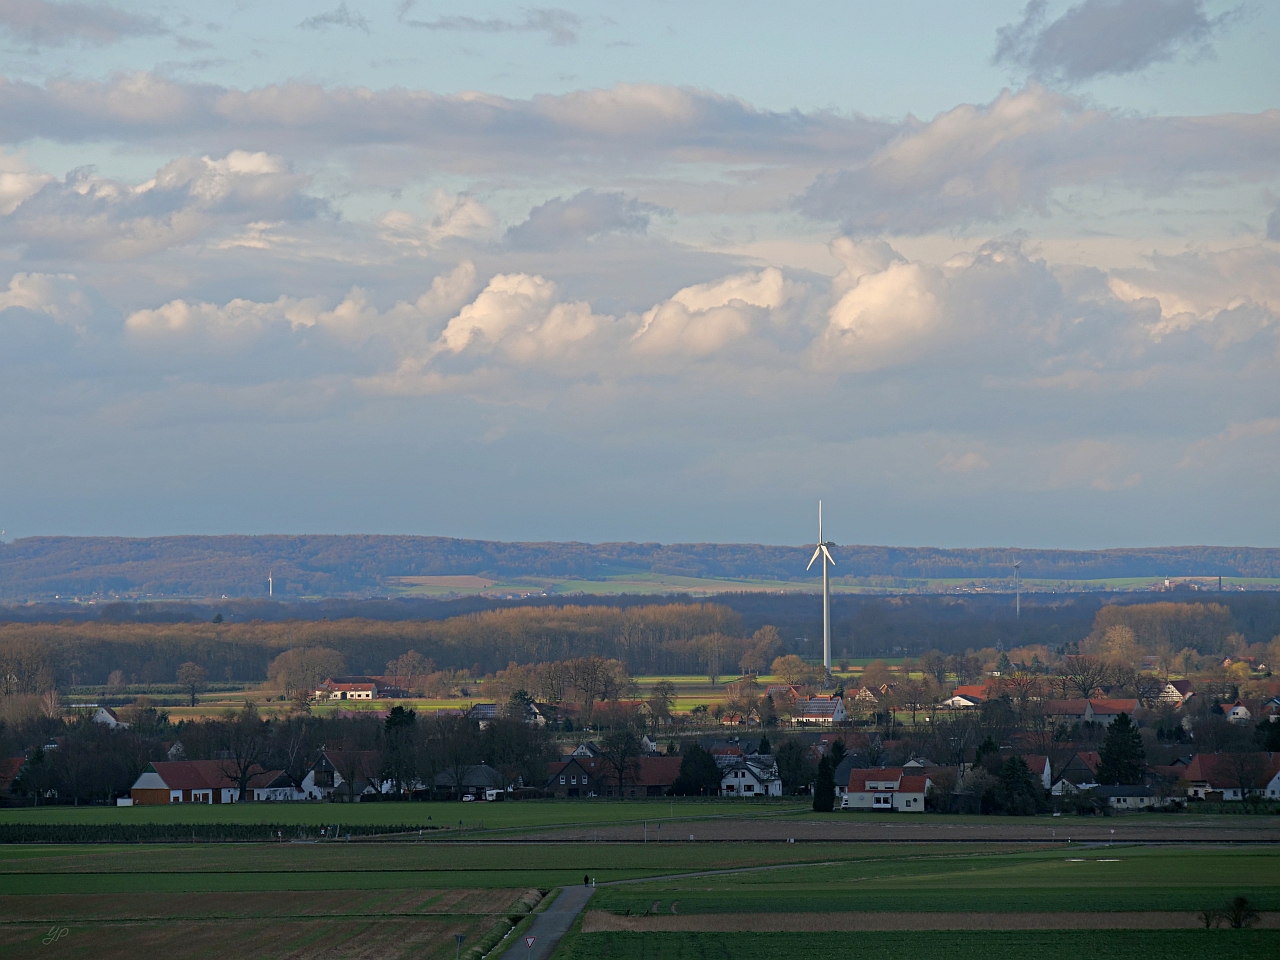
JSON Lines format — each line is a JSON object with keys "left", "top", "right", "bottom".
{"left": 377, "top": 191, "right": 497, "bottom": 250}
{"left": 797, "top": 84, "right": 1280, "bottom": 233}
{"left": 0, "top": 0, "right": 166, "bottom": 47}
{"left": 993, "top": 0, "right": 1238, "bottom": 83}
{"left": 0, "top": 151, "right": 52, "bottom": 214}
{"left": 631, "top": 268, "right": 796, "bottom": 358}
{"left": 1, "top": 150, "right": 327, "bottom": 260}
{"left": 1269, "top": 205, "right": 1280, "bottom": 242}
{"left": 505, "top": 189, "right": 659, "bottom": 250}
{"left": 1179, "top": 417, "right": 1280, "bottom": 468}
{"left": 299, "top": 3, "right": 369, "bottom": 32}
{"left": 400, "top": 6, "right": 582, "bottom": 45}
{"left": 939, "top": 451, "right": 991, "bottom": 473}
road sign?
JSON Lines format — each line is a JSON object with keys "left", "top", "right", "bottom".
{"left": 525, "top": 936, "right": 537, "bottom": 948}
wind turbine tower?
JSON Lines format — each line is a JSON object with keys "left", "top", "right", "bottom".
{"left": 268, "top": 573, "right": 273, "bottom": 598}
{"left": 1013, "top": 560, "right": 1021, "bottom": 618}
{"left": 806, "top": 501, "right": 837, "bottom": 677}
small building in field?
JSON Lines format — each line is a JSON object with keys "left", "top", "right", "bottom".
{"left": 841, "top": 768, "right": 929, "bottom": 813}
{"left": 1093, "top": 784, "right": 1162, "bottom": 809}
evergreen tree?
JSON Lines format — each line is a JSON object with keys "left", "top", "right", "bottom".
{"left": 670, "top": 744, "right": 722, "bottom": 796}
{"left": 757, "top": 734, "right": 771, "bottom": 755}
{"left": 812, "top": 755, "right": 836, "bottom": 812}
{"left": 997, "top": 755, "right": 1040, "bottom": 815}
{"left": 1097, "top": 713, "right": 1146, "bottom": 785}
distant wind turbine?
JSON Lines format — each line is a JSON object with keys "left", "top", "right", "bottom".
{"left": 268, "top": 572, "right": 273, "bottom": 598}
{"left": 1013, "top": 560, "right": 1021, "bottom": 618}
{"left": 806, "top": 501, "right": 836, "bottom": 676}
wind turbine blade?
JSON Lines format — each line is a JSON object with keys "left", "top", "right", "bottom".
{"left": 821, "top": 545, "right": 836, "bottom": 566}
{"left": 806, "top": 546, "right": 822, "bottom": 571}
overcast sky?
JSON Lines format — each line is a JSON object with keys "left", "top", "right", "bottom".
{"left": 0, "top": 0, "right": 1277, "bottom": 549}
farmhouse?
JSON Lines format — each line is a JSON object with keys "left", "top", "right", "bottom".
{"left": 841, "top": 767, "right": 930, "bottom": 812}
{"left": 793, "top": 695, "right": 848, "bottom": 724}
{"left": 599, "top": 756, "right": 682, "bottom": 798}
{"left": 1157, "top": 680, "right": 1195, "bottom": 706}
{"left": 315, "top": 678, "right": 379, "bottom": 701}
{"left": 92, "top": 706, "right": 129, "bottom": 729}
{"left": 1225, "top": 701, "right": 1252, "bottom": 724}
{"left": 129, "top": 761, "right": 284, "bottom": 804}
{"left": 303, "top": 748, "right": 385, "bottom": 800}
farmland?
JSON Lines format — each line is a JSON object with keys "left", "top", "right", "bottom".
{"left": 2, "top": 840, "right": 1274, "bottom": 959}
{"left": 554, "top": 930, "right": 1277, "bottom": 960}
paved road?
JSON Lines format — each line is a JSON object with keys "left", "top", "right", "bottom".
{"left": 513, "top": 884, "right": 595, "bottom": 960}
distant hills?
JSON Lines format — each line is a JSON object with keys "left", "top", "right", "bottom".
{"left": 1, "top": 535, "right": 1279, "bottom": 600}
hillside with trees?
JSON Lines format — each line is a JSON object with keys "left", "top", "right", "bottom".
{"left": 2, "top": 534, "right": 1280, "bottom": 599}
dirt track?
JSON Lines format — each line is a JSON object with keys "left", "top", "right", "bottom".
{"left": 518, "top": 816, "right": 1280, "bottom": 844}
{"left": 583, "top": 910, "right": 1280, "bottom": 931}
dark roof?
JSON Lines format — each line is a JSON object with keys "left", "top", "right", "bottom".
{"left": 433, "top": 764, "right": 504, "bottom": 788}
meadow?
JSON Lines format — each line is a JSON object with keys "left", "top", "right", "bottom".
{"left": 1, "top": 837, "right": 1275, "bottom": 959}
{"left": 0, "top": 798, "right": 810, "bottom": 830}
{"left": 555, "top": 930, "right": 1277, "bottom": 960}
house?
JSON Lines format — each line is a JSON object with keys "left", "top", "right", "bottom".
{"left": 1157, "top": 680, "right": 1195, "bottom": 707}
{"left": 0, "top": 757, "right": 24, "bottom": 799}
{"left": 1087, "top": 699, "right": 1140, "bottom": 726}
{"left": 765, "top": 684, "right": 800, "bottom": 703}
{"left": 847, "top": 687, "right": 880, "bottom": 707}
{"left": 1225, "top": 701, "right": 1252, "bottom": 724}
{"left": 314, "top": 677, "right": 380, "bottom": 701}
{"left": 793, "top": 696, "right": 848, "bottom": 724}
{"left": 1183, "top": 753, "right": 1280, "bottom": 800}
{"left": 600, "top": 756, "right": 683, "bottom": 798}
{"left": 1023, "top": 755, "right": 1052, "bottom": 791}
{"left": 715, "top": 752, "right": 783, "bottom": 797}
{"left": 1043, "top": 700, "right": 1091, "bottom": 725}
{"left": 941, "top": 692, "right": 984, "bottom": 709}
{"left": 433, "top": 764, "right": 504, "bottom": 798}
{"left": 546, "top": 756, "right": 607, "bottom": 797}
{"left": 92, "top": 706, "right": 129, "bottom": 729}
{"left": 1043, "top": 699, "right": 1138, "bottom": 727}
{"left": 841, "top": 768, "right": 930, "bottom": 812}
{"left": 952, "top": 684, "right": 990, "bottom": 703}
{"left": 1050, "top": 751, "right": 1101, "bottom": 795}
{"left": 1093, "top": 784, "right": 1162, "bottom": 809}
{"left": 303, "top": 748, "right": 385, "bottom": 800}
{"left": 129, "top": 760, "right": 285, "bottom": 805}
{"left": 568, "top": 742, "right": 603, "bottom": 759}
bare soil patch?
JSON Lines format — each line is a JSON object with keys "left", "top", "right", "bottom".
{"left": 583, "top": 910, "right": 1280, "bottom": 932}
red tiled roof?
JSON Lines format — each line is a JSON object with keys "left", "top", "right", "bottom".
{"left": 953, "top": 685, "right": 988, "bottom": 700}
{"left": 1022, "top": 755, "right": 1049, "bottom": 775}
{"left": 847, "top": 768, "right": 905, "bottom": 791}
{"left": 0, "top": 756, "right": 24, "bottom": 788}
{"left": 897, "top": 776, "right": 928, "bottom": 793}
{"left": 1089, "top": 699, "right": 1138, "bottom": 715}
{"left": 1044, "top": 699, "right": 1090, "bottom": 716}
{"left": 633, "top": 756, "right": 682, "bottom": 787}
{"left": 1184, "top": 752, "right": 1280, "bottom": 789}
{"left": 146, "top": 760, "right": 280, "bottom": 791}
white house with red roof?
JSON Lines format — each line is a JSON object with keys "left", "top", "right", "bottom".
{"left": 841, "top": 767, "right": 930, "bottom": 812}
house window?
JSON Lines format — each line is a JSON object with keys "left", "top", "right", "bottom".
{"left": 559, "top": 776, "right": 565, "bottom": 785}
{"left": 571, "top": 775, "right": 577, "bottom": 784}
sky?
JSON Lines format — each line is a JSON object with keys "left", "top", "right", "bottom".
{"left": 0, "top": 0, "right": 1277, "bottom": 549}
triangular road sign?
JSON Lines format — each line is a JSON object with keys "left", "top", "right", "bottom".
{"left": 525, "top": 936, "right": 537, "bottom": 948}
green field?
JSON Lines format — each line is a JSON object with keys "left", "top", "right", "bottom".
{"left": 556, "top": 930, "right": 1277, "bottom": 960}
{"left": 1, "top": 841, "right": 1276, "bottom": 959}
{"left": 0, "top": 798, "right": 809, "bottom": 830}
{"left": 593, "top": 846, "right": 1280, "bottom": 915}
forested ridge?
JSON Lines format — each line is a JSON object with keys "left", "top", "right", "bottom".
{"left": 2, "top": 534, "right": 1279, "bottom": 599}
{"left": 2, "top": 593, "right": 1279, "bottom": 691}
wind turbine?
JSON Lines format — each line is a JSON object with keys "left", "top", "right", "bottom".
{"left": 268, "top": 572, "right": 273, "bottom": 598}
{"left": 1013, "top": 560, "right": 1021, "bottom": 618}
{"left": 806, "top": 501, "right": 836, "bottom": 677}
